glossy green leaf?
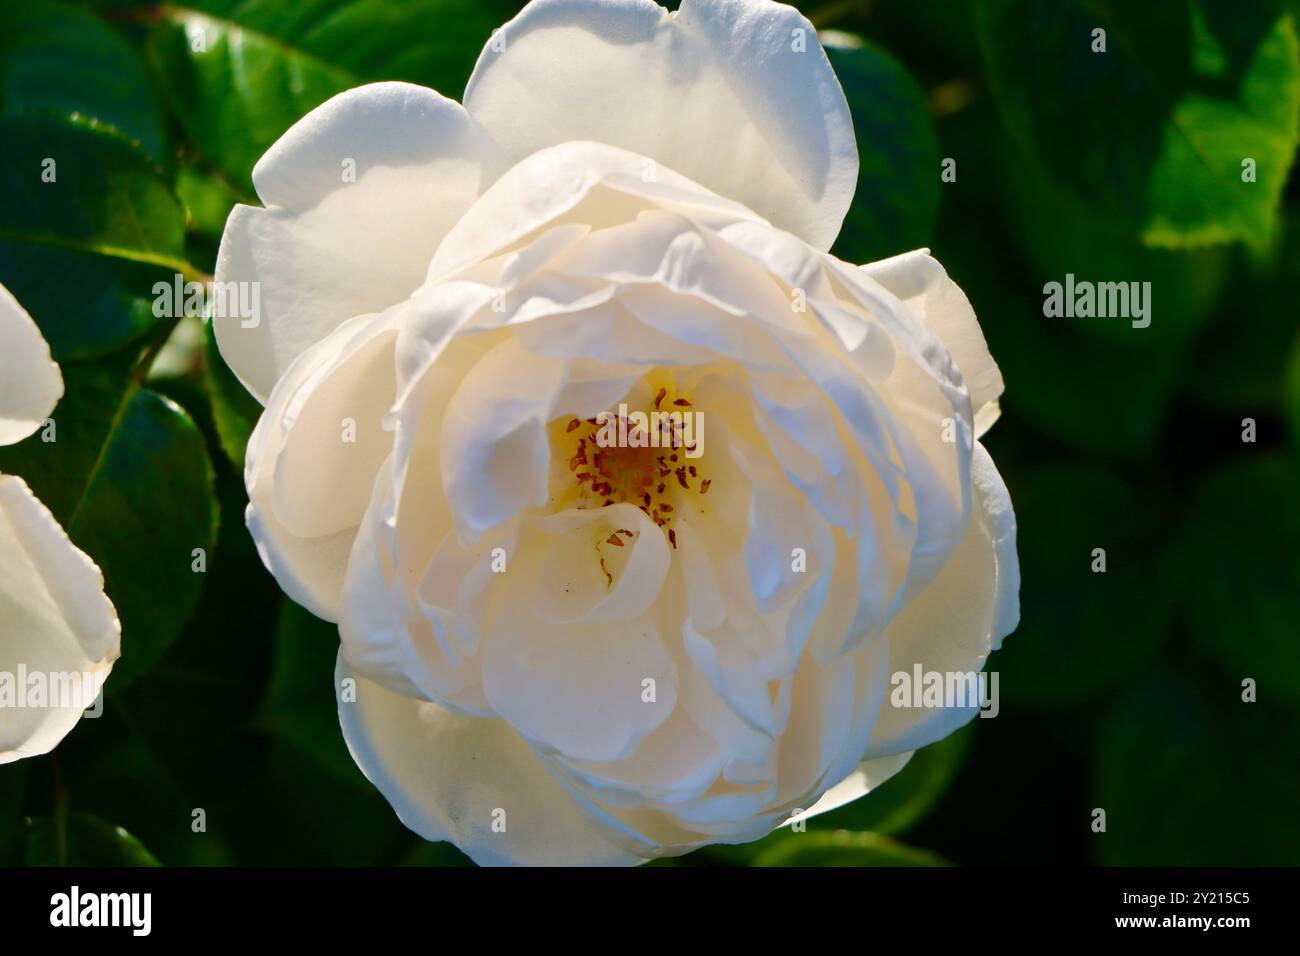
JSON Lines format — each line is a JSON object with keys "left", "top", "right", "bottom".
{"left": 146, "top": 12, "right": 351, "bottom": 195}
{"left": 978, "top": 0, "right": 1300, "bottom": 250}
{"left": 825, "top": 31, "right": 940, "bottom": 265}
{"left": 203, "top": 318, "right": 262, "bottom": 468}
{"left": 180, "top": 0, "right": 517, "bottom": 92}
{"left": 22, "top": 813, "right": 161, "bottom": 866}
{"left": 0, "top": 114, "right": 187, "bottom": 358}
{"left": 146, "top": 0, "right": 518, "bottom": 192}
{"left": 0, "top": 240, "right": 175, "bottom": 361}
{"left": 931, "top": 99, "right": 1194, "bottom": 456}
{"left": 0, "top": 1, "right": 167, "bottom": 164}
{"left": 0, "top": 366, "right": 219, "bottom": 688}
{"left": 71, "top": 390, "right": 219, "bottom": 686}
{"left": 177, "top": 165, "right": 241, "bottom": 240}
{"left": 753, "top": 830, "right": 949, "bottom": 867}
{"left": 53, "top": 421, "right": 276, "bottom": 869}
{"left": 0, "top": 115, "right": 184, "bottom": 264}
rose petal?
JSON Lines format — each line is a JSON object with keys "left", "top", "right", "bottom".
{"left": 426, "top": 140, "right": 762, "bottom": 282}
{"left": 464, "top": 0, "right": 857, "bottom": 250}
{"left": 214, "top": 82, "right": 506, "bottom": 401}
{"left": 863, "top": 441, "right": 1019, "bottom": 757}
{"left": 439, "top": 337, "right": 567, "bottom": 543}
{"left": 481, "top": 507, "right": 678, "bottom": 762}
{"left": 245, "top": 309, "right": 401, "bottom": 620}
{"left": 339, "top": 470, "right": 493, "bottom": 712}
{"left": 0, "top": 476, "right": 119, "bottom": 763}
{"left": 788, "top": 750, "right": 913, "bottom": 824}
{"left": 859, "top": 250, "right": 1005, "bottom": 436}
{"left": 0, "top": 283, "right": 62, "bottom": 447}
{"left": 337, "top": 655, "right": 642, "bottom": 865}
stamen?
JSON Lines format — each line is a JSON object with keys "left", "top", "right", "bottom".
{"left": 558, "top": 379, "right": 712, "bottom": 543}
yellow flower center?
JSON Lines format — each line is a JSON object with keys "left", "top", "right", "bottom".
{"left": 550, "top": 377, "right": 712, "bottom": 549}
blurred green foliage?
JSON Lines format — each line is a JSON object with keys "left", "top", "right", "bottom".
{"left": 0, "top": 0, "right": 1296, "bottom": 867}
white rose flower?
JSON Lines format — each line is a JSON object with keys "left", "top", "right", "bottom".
{"left": 214, "top": 0, "right": 1018, "bottom": 865}
{"left": 0, "top": 283, "right": 120, "bottom": 764}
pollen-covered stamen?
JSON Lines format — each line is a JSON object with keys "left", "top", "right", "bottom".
{"left": 555, "top": 384, "right": 710, "bottom": 548}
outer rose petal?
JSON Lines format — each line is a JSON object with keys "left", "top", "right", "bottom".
{"left": 245, "top": 309, "right": 402, "bottom": 621}
{"left": 0, "top": 283, "right": 62, "bottom": 447}
{"left": 336, "top": 655, "right": 643, "bottom": 866}
{"left": 862, "top": 441, "right": 1019, "bottom": 757}
{"left": 463, "top": 0, "right": 858, "bottom": 251}
{"left": 214, "top": 82, "right": 506, "bottom": 401}
{"left": 859, "top": 250, "right": 1005, "bottom": 436}
{"left": 0, "top": 476, "right": 119, "bottom": 763}
{"left": 789, "top": 750, "right": 914, "bottom": 824}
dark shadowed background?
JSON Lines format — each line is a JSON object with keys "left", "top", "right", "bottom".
{"left": 0, "top": 0, "right": 1297, "bottom": 866}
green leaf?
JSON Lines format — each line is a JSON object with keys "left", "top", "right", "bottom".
{"left": 22, "top": 813, "right": 161, "bottom": 866}
{"left": 53, "top": 418, "right": 278, "bottom": 868}
{"left": 245, "top": 603, "right": 435, "bottom": 863}
{"left": 71, "top": 390, "right": 219, "bottom": 686}
{"left": 0, "top": 1, "right": 168, "bottom": 164}
{"left": 177, "top": 165, "right": 241, "bottom": 240}
{"left": 0, "top": 240, "right": 176, "bottom": 361}
{"left": 0, "top": 351, "right": 132, "bottom": 519}
{"left": 0, "top": 364, "right": 219, "bottom": 688}
{"left": 256, "top": 600, "right": 363, "bottom": 788}
{"left": 997, "top": 137, "right": 1233, "bottom": 348}
{"left": 824, "top": 31, "right": 940, "bottom": 264}
{"left": 1092, "top": 672, "right": 1300, "bottom": 865}
{"left": 218, "top": 740, "right": 414, "bottom": 864}
{"left": 753, "top": 830, "right": 949, "bottom": 867}
{"left": 146, "top": 12, "right": 351, "bottom": 195}
{"left": 0, "top": 114, "right": 188, "bottom": 358}
{"left": 932, "top": 203, "right": 1183, "bottom": 456}
{"left": 1000, "top": 321, "right": 1184, "bottom": 456}
{"left": 978, "top": 0, "right": 1300, "bottom": 250}
{"left": 817, "top": 726, "right": 973, "bottom": 835}
{"left": 988, "top": 464, "right": 1172, "bottom": 710}
{"left": 1194, "top": 219, "right": 1300, "bottom": 413}
{"left": 930, "top": 100, "right": 1194, "bottom": 456}
{"left": 1176, "top": 454, "right": 1300, "bottom": 711}
{"left": 181, "top": 0, "right": 517, "bottom": 91}
{"left": 145, "top": 0, "right": 519, "bottom": 192}
{"left": 0, "top": 115, "right": 184, "bottom": 264}
{"left": 203, "top": 317, "right": 262, "bottom": 468}
{"left": 58, "top": 709, "right": 232, "bottom": 866}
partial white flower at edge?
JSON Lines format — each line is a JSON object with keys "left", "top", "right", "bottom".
{"left": 0, "top": 282, "right": 120, "bottom": 764}
{"left": 213, "top": 0, "right": 1020, "bottom": 865}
